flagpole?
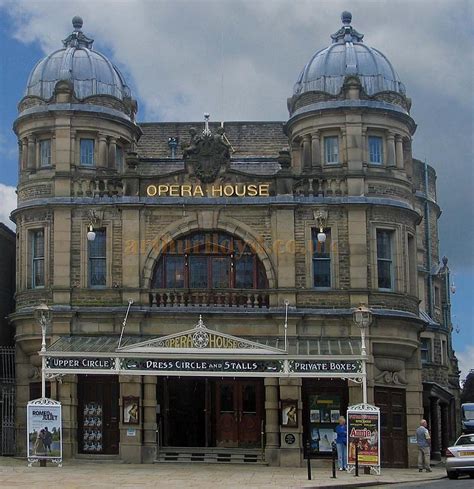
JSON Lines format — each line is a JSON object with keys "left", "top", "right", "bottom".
{"left": 118, "top": 299, "right": 134, "bottom": 349}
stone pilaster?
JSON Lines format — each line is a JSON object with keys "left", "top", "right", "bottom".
{"left": 98, "top": 135, "right": 108, "bottom": 168}
{"left": 108, "top": 137, "right": 117, "bottom": 169}
{"left": 387, "top": 132, "right": 396, "bottom": 167}
{"left": 264, "top": 377, "right": 279, "bottom": 466}
{"left": 119, "top": 375, "right": 142, "bottom": 463}
{"left": 27, "top": 136, "right": 36, "bottom": 169}
{"left": 395, "top": 135, "right": 404, "bottom": 169}
{"left": 311, "top": 131, "right": 321, "bottom": 169}
{"left": 142, "top": 376, "right": 157, "bottom": 463}
{"left": 302, "top": 134, "right": 312, "bottom": 171}
{"left": 278, "top": 378, "right": 302, "bottom": 467}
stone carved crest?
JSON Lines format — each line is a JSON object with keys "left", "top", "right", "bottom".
{"left": 182, "top": 115, "right": 231, "bottom": 183}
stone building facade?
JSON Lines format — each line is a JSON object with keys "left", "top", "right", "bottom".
{"left": 10, "top": 13, "right": 459, "bottom": 467}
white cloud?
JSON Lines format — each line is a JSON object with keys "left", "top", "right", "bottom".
{"left": 457, "top": 345, "right": 474, "bottom": 382}
{"left": 0, "top": 183, "right": 16, "bottom": 230}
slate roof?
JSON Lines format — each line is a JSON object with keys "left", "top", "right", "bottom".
{"left": 136, "top": 121, "right": 288, "bottom": 159}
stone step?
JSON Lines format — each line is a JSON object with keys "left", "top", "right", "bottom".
{"left": 156, "top": 448, "right": 266, "bottom": 464}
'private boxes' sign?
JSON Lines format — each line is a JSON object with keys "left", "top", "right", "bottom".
{"left": 146, "top": 183, "right": 270, "bottom": 198}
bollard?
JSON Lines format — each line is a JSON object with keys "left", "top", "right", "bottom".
{"left": 355, "top": 443, "right": 359, "bottom": 477}
{"left": 331, "top": 442, "right": 337, "bottom": 478}
{"left": 306, "top": 440, "right": 312, "bottom": 480}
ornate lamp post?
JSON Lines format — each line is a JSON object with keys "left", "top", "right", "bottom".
{"left": 352, "top": 305, "right": 372, "bottom": 405}
{"left": 34, "top": 303, "right": 51, "bottom": 399}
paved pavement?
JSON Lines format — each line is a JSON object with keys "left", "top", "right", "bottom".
{"left": 0, "top": 457, "right": 447, "bottom": 488}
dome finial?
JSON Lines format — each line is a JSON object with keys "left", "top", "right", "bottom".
{"left": 341, "top": 11, "right": 352, "bottom": 25}
{"left": 72, "top": 16, "right": 83, "bottom": 31}
{"left": 331, "top": 11, "right": 364, "bottom": 43}
{"left": 63, "top": 16, "right": 94, "bottom": 49}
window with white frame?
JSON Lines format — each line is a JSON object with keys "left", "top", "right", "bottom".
{"left": 88, "top": 228, "right": 106, "bottom": 287}
{"left": 39, "top": 139, "right": 51, "bottom": 167}
{"left": 324, "top": 136, "right": 339, "bottom": 164}
{"left": 420, "top": 337, "right": 431, "bottom": 363}
{"left": 376, "top": 229, "right": 394, "bottom": 290}
{"left": 368, "top": 136, "right": 383, "bottom": 164}
{"left": 312, "top": 228, "right": 331, "bottom": 288}
{"left": 80, "top": 138, "right": 95, "bottom": 166}
{"left": 31, "top": 229, "right": 45, "bottom": 288}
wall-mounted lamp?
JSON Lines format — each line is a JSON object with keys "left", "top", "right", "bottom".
{"left": 314, "top": 209, "right": 328, "bottom": 243}
{"left": 87, "top": 224, "right": 96, "bottom": 242}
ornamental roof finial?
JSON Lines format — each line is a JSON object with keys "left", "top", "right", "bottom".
{"left": 62, "top": 16, "right": 94, "bottom": 49}
{"left": 330, "top": 11, "right": 364, "bottom": 44}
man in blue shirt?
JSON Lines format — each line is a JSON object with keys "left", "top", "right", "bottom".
{"left": 335, "top": 416, "right": 348, "bottom": 470}
{"left": 416, "top": 419, "right": 432, "bottom": 472}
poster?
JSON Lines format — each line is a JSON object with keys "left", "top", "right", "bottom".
{"left": 27, "top": 401, "right": 62, "bottom": 460}
{"left": 82, "top": 402, "right": 103, "bottom": 452}
{"left": 347, "top": 409, "right": 380, "bottom": 467}
{"left": 308, "top": 394, "right": 341, "bottom": 454}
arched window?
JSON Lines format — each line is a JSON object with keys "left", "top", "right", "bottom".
{"left": 151, "top": 232, "right": 268, "bottom": 290}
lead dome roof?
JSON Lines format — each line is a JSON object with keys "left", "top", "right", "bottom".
{"left": 25, "top": 16, "right": 131, "bottom": 101}
{"left": 293, "top": 11, "right": 405, "bottom": 97}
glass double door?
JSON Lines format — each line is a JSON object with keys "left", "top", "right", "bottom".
{"left": 215, "top": 380, "right": 263, "bottom": 448}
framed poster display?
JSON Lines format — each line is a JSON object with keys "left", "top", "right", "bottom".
{"left": 82, "top": 402, "right": 103, "bottom": 452}
{"left": 307, "top": 394, "right": 340, "bottom": 453}
{"left": 27, "top": 398, "right": 62, "bottom": 466}
{"left": 347, "top": 404, "right": 381, "bottom": 474}
{"left": 123, "top": 396, "right": 140, "bottom": 425}
{"left": 281, "top": 399, "right": 298, "bottom": 427}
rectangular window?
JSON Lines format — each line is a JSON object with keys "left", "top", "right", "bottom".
{"left": 189, "top": 256, "right": 208, "bottom": 288}
{"left": 420, "top": 338, "right": 431, "bottom": 364}
{"left": 31, "top": 229, "right": 45, "bottom": 288}
{"left": 164, "top": 256, "right": 185, "bottom": 288}
{"left": 88, "top": 228, "right": 106, "bottom": 287}
{"left": 235, "top": 255, "right": 254, "bottom": 288}
{"left": 116, "top": 146, "right": 124, "bottom": 171}
{"left": 80, "top": 139, "right": 95, "bottom": 166}
{"left": 39, "top": 139, "right": 51, "bottom": 167}
{"left": 377, "top": 230, "right": 393, "bottom": 290}
{"left": 441, "top": 339, "right": 447, "bottom": 365}
{"left": 368, "top": 136, "right": 383, "bottom": 164}
{"left": 312, "top": 229, "right": 331, "bottom": 288}
{"left": 324, "top": 136, "right": 339, "bottom": 164}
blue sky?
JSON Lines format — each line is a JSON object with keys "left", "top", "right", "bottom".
{"left": 0, "top": 0, "right": 472, "bottom": 376}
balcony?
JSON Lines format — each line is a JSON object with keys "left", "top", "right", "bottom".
{"left": 148, "top": 289, "right": 270, "bottom": 309}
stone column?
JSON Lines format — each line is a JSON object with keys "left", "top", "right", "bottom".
{"left": 264, "top": 378, "right": 280, "bottom": 466}
{"left": 53, "top": 208, "right": 71, "bottom": 304}
{"left": 15, "top": 344, "right": 31, "bottom": 456}
{"left": 70, "top": 131, "right": 76, "bottom": 167}
{"left": 279, "top": 378, "right": 303, "bottom": 467}
{"left": 440, "top": 403, "right": 449, "bottom": 454}
{"left": 20, "top": 139, "right": 28, "bottom": 170}
{"left": 98, "top": 135, "right": 108, "bottom": 168}
{"left": 387, "top": 132, "right": 396, "bottom": 167}
{"left": 57, "top": 375, "right": 78, "bottom": 458}
{"left": 395, "top": 135, "right": 404, "bottom": 169}
{"left": 302, "top": 134, "right": 312, "bottom": 171}
{"left": 119, "top": 375, "right": 142, "bottom": 463}
{"left": 430, "top": 397, "right": 441, "bottom": 460}
{"left": 142, "top": 376, "right": 157, "bottom": 463}
{"left": 108, "top": 137, "right": 117, "bottom": 169}
{"left": 311, "top": 131, "right": 321, "bottom": 169}
{"left": 27, "top": 136, "right": 36, "bottom": 169}
{"left": 361, "top": 129, "right": 368, "bottom": 166}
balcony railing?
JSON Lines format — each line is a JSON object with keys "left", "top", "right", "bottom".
{"left": 149, "top": 289, "right": 270, "bottom": 309}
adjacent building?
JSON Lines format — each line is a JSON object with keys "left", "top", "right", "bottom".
{"left": 10, "top": 12, "right": 460, "bottom": 467}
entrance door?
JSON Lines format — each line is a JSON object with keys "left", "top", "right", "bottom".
{"left": 215, "top": 380, "right": 263, "bottom": 448}
{"left": 375, "top": 387, "right": 407, "bottom": 467}
{"left": 78, "top": 375, "right": 119, "bottom": 455}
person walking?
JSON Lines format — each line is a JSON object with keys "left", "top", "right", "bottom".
{"left": 416, "top": 419, "right": 432, "bottom": 472}
{"left": 335, "top": 416, "right": 348, "bottom": 470}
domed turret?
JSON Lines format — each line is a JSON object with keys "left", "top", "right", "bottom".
{"left": 24, "top": 16, "right": 131, "bottom": 102}
{"left": 288, "top": 12, "right": 410, "bottom": 117}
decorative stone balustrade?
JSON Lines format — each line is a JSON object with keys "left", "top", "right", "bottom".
{"left": 293, "top": 177, "right": 347, "bottom": 197}
{"left": 149, "top": 289, "right": 270, "bottom": 309}
{"left": 73, "top": 178, "right": 123, "bottom": 197}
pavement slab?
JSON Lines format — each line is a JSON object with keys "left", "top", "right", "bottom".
{"left": 0, "top": 458, "right": 447, "bottom": 488}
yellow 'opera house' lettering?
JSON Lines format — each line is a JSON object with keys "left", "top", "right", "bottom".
{"left": 146, "top": 183, "right": 270, "bottom": 197}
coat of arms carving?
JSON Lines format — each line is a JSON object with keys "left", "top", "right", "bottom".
{"left": 182, "top": 114, "right": 232, "bottom": 183}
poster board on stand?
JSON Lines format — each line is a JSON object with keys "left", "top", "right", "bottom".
{"left": 346, "top": 403, "right": 380, "bottom": 475}
{"left": 27, "top": 398, "right": 62, "bottom": 467}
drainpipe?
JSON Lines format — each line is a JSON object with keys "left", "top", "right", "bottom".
{"left": 424, "top": 160, "right": 434, "bottom": 317}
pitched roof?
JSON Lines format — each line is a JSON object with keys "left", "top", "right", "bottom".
{"left": 137, "top": 121, "right": 288, "bottom": 159}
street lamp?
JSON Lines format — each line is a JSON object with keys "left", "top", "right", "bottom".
{"left": 352, "top": 305, "right": 372, "bottom": 405}
{"left": 34, "top": 303, "right": 51, "bottom": 399}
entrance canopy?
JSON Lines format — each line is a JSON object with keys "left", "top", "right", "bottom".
{"left": 43, "top": 317, "right": 363, "bottom": 379}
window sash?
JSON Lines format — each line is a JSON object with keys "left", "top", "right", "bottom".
{"left": 88, "top": 229, "right": 106, "bottom": 287}
{"left": 31, "top": 230, "right": 45, "bottom": 288}
{"left": 377, "top": 230, "right": 393, "bottom": 290}
{"left": 116, "top": 146, "right": 124, "bottom": 171}
{"left": 80, "top": 139, "right": 95, "bottom": 166}
{"left": 312, "top": 229, "right": 331, "bottom": 288}
{"left": 369, "top": 136, "right": 383, "bottom": 164}
{"left": 420, "top": 339, "right": 431, "bottom": 363}
{"left": 324, "top": 136, "right": 339, "bottom": 164}
{"left": 39, "top": 140, "right": 51, "bottom": 167}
